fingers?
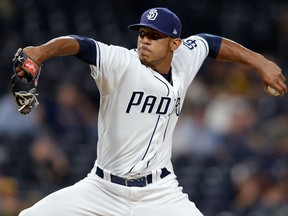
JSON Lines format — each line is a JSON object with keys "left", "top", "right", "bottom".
{"left": 266, "top": 69, "right": 288, "bottom": 96}
{"left": 15, "top": 67, "right": 25, "bottom": 77}
{"left": 267, "top": 80, "right": 287, "bottom": 96}
{"left": 277, "top": 74, "right": 287, "bottom": 95}
{"left": 272, "top": 83, "right": 287, "bottom": 96}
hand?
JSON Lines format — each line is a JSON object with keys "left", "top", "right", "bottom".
{"left": 15, "top": 46, "right": 42, "bottom": 78}
{"left": 12, "top": 48, "right": 42, "bottom": 114}
{"left": 256, "top": 59, "right": 287, "bottom": 96}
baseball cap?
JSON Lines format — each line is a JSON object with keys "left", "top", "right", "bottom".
{"left": 128, "top": 7, "right": 182, "bottom": 38}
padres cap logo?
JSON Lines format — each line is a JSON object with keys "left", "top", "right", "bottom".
{"left": 128, "top": 7, "right": 182, "bottom": 38}
{"left": 147, "top": 9, "right": 158, "bottom": 21}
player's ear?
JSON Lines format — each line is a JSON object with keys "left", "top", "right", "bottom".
{"left": 170, "top": 38, "right": 182, "bottom": 51}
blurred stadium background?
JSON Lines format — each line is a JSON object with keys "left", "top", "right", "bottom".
{"left": 0, "top": 0, "right": 288, "bottom": 215}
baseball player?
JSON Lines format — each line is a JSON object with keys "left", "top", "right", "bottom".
{"left": 12, "top": 7, "right": 286, "bottom": 216}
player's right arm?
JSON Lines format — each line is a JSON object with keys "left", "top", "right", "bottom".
{"left": 24, "top": 36, "right": 80, "bottom": 63}
{"left": 18, "top": 35, "right": 133, "bottom": 95}
{"left": 17, "top": 35, "right": 96, "bottom": 77}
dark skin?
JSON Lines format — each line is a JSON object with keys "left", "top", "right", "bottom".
{"left": 216, "top": 38, "right": 287, "bottom": 96}
{"left": 16, "top": 27, "right": 287, "bottom": 95}
{"left": 136, "top": 27, "right": 182, "bottom": 74}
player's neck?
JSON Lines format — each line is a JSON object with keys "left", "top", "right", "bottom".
{"left": 160, "top": 68, "right": 172, "bottom": 84}
{"left": 150, "top": 52, "right": 173, "bottom": 74}
{"left": 159, "top": 67, "right": 171, "bottom": 75}
{"left": 151, "top": 62, "right": 172, "bottom": 74}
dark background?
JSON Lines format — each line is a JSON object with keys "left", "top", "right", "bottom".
{"left": 0, "top": 0, "right": 288, "bottom": 216}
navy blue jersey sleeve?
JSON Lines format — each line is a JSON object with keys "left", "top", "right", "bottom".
{"left": 196, "top": 33, "right": 222, "bottom": 59}
{"left": 69, "top": 35, "right": 96, "bottom": 65}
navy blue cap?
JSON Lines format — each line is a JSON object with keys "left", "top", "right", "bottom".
{"left": 128, "top": 7, "right": 182, "bottom": 38}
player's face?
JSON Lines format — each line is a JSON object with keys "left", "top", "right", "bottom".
{"left": 137, "top": 27, "right": 180, "bottom": 72}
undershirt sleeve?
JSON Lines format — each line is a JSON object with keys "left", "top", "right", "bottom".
{"left": 69, "top": 35, "right": 97, "bottom": 65}
{"left": 196, "top": 33, "right": 222, "bottom": 59}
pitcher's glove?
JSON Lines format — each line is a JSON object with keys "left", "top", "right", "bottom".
{"left": 11, "top": 48, "right": 42, "bottom": 114}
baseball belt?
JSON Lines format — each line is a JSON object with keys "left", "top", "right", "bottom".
{"left": 96, "top": 167, "right": 171, "bottom": 187}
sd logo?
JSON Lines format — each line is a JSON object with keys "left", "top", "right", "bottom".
{"left": 147, "top": 9, "right": 158, "bottom": 20}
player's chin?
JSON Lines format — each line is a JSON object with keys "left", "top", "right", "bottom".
{"left": 139, "top": 56, "right": 151, "bottom": 66}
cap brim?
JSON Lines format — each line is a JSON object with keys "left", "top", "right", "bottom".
{"left": 127, "top": 23, "right": 171, "bottom": 37}
{"left": 127, "top": 24, "right": 142, "bottom": 31}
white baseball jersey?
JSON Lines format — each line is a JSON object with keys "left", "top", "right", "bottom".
{"left": 19, "top": 35, "right": 209, "bottom": 216}
{"left": 90, "top": 35, "right": 208, "bottom": 177}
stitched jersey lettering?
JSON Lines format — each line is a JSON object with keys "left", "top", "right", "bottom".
{"left": 126, "top": 91, "right": 171, "bottom": 115}
{"left": 183, "top": 39, "right": 198, "bottom": 50}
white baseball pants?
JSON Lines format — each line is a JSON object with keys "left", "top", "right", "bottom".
{"left": 19, "top": 172, "right": 204, "bottom": 216}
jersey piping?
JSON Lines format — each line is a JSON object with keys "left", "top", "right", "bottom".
{"left": 128, "top": 74, "right": 171, "bottom": 174}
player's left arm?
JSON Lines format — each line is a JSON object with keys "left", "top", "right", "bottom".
{"left": 218, "top": 37, "right": 287, "bottom": 96}
{"left": 197, "top": 34, "right": 287, "bottom": 96}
